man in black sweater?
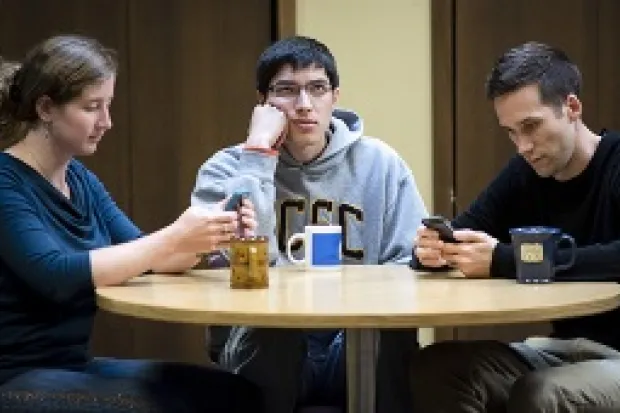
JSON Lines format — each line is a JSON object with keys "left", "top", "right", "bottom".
{"left": 412, "top": 42, "right": 620, "bottom": 412}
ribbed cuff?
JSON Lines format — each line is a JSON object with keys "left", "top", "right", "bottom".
{"left": 239, "top": 149, "right": 278, "bottom": 182}
{"left": 490, "top": 243, "right": 516, "bottom": 278}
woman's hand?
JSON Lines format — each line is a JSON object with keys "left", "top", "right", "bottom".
{"left": 238, "top": 197, "right": 257, "bottom": 237}
{"left": 171, "top": 206, "right": 238, "bottom": 254}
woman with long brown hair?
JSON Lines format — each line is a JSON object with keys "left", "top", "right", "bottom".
{"left": 0, "top": 35, "right": 262, "bottom": 412}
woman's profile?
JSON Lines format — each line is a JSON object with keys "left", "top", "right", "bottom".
{"left": 0, "top": 35, "right": 261, "bottom": 412}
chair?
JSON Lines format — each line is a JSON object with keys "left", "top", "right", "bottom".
{"left": 0, "top": 389, "right": 155, "bottom": 412}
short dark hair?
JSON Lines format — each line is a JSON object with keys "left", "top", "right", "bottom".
{"left": 485, "top": 42, "right": 581, "bottom": 106}
{"left": 256, "top": 36, "right": 339, "bottom": 95}
{"left": 0, "top": 35, "right": 116, "bottom": 144}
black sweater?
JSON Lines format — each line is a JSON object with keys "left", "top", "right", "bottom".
{"left": 418, "top": 130, "right": 620, "bottom": 350}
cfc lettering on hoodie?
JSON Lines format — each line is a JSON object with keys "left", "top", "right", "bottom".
{"left": 312, "top": 199, "right": 334, "bottom": 225}
{"left": 339, "top": 202, "right": 364, "bottom": 259}
{"left": 277, "top": 199, "right": 305, "bottom": 254}
{"left": 278, "top": 197, "right": 364, "bottom": 261}
{"left": 191, "top": 109, "right": 428, "bottom": 266}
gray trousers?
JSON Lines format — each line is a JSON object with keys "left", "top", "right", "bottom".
{"left": 411, "top": 337, "right": 620, "bottom": 413}
{"left": 218, "top": 327, "right": 417, "bottom": 413}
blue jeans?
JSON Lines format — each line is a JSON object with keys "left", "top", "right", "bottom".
{"left": 301, "top": 330, "right": 347, "bottom": 408}
{"left": 0, "top": 358, "right": 263, "bottom": 412}
{"left": 220, "top": 328, "right": 417, "bottom": 413}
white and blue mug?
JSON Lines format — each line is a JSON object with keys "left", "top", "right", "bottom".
{"left": 286, "top": 225, "right": 342, "bottom": 269}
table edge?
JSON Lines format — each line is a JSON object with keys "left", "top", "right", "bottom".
{"left": 96, "top": 293, "right": 620, "bottom": 328}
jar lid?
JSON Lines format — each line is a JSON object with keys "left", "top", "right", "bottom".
{"left": 231, "top": 235, "right": 269, "bottom": 241}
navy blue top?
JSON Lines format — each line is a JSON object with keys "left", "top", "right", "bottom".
{"left": 0, "top": 153, "right": 141, "bottom": 383}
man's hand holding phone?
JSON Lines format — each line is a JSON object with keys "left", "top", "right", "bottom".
{"left": 415, "top": 215, "right": 499, "bottom": 277}
{"left": 246, "top": 104, "right": 288, "bottom": 150}
{"left": 414, "top": 217, "right": 454, "bottom": 268}
{"left": 442, "top": 230, "right": 498, "bottom": 277}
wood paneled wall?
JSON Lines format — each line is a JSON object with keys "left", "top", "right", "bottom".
{"left": 0, "top": 0, "right": 273, "bottom": 363}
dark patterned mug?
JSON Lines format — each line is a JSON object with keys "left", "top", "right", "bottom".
{"left": 509, "top": 227, "right": 576, "bottom": 283}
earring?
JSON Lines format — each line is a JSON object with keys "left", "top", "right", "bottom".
{"left": 42, "top": 121, "right": 51, "bottom": 139}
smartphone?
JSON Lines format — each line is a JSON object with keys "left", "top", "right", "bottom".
{"left": 224, "top": 190, "right": 250, "bottom": 211}
{"left": 422, "top": 216, "right": 458, "bottom": 243}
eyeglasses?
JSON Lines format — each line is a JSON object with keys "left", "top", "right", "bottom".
{"left": 267, "top": 81, "right": 332, "bottom": 99}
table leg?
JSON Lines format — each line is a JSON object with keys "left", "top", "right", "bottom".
{"left": 346, "top": 328, "right": 379, "bottom": 413}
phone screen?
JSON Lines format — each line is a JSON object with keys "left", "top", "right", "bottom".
{"left": 224, "top": 191, "right": 250, "bottom": 211}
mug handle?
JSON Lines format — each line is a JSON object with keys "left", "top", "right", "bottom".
{"left": 286, "top": 233, "right": 306, "bottom": 265}
{"left": 554, "top": 234, "right": 576, "bottom": 272}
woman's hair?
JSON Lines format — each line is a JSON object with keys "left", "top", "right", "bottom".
{"left": 0, "top": 35, "right": 117, "bottom": 145}
{"left": 0, "top": 58, "right": 20, "bottom": 87}
{"left": 0, "top": 58, "right": 21, "bottom": 146}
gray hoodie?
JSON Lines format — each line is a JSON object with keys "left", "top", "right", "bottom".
{"left": 192, "top": 108, "right": 428, "bottom": 266}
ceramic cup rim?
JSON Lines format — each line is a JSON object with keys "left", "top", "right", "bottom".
{"left": 509, "top": 226, "right": 561, "bottom": 235}
{"left": 304, "top": 225, "right": 342, "bottom": 233}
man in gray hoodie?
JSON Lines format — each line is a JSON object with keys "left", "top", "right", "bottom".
{"left": 191, "top": 36, "right": 427, "bottom": 413}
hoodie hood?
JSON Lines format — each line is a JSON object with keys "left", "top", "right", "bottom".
{"left": 192, "top": 104, "right": 426, "bottom": 270}
{"left": 278, "top": 108, "right": 363, "bottom": 173}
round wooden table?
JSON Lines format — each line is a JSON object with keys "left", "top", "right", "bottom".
{"left": 97, "top": 265, "right": 620, "bottom": 413}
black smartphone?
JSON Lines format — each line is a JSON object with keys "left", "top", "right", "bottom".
{"left": 224, "top": 190, "right": 250, "bottom": 211}
{"left": 422, "top": 216, "right": 458, "bottom": 243}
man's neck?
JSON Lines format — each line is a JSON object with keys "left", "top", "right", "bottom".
{"left": 284, "top": 134, "right": 329, "bottom": 164}
{"left": 554, "top": 123, "right": 601, "bottom": 181}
